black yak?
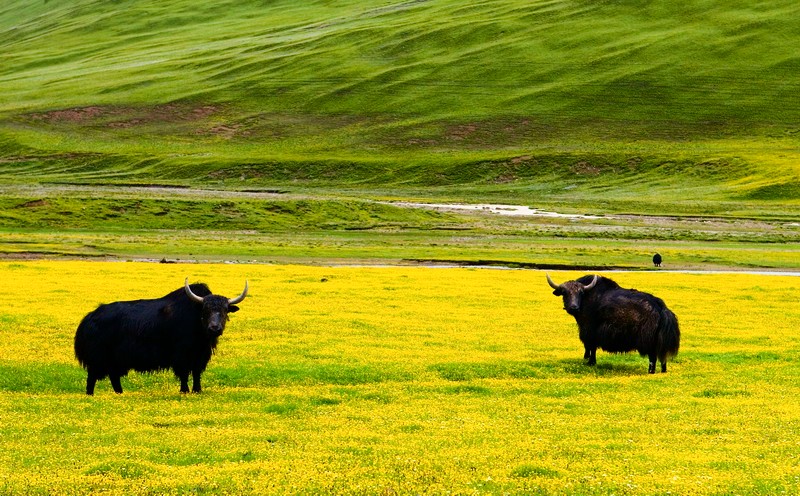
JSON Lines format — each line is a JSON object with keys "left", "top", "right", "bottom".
{"left": 546, "top": 274, "right": 680, "bottom": 373}
{"left": 74, "top": 278, "right": 248, "bottom": 395}
{"left": 653, "top": 253, "right": 662, "bottom": 267}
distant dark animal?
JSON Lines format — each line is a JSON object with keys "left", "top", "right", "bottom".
{"left": 546, "top": 274, "right": 680, "bottom": 373}
{"left": 74, "top": 278, "right": 248, "bottom": 395}
{"left": 653, "top": 253, "right": 662, "bottom": 267}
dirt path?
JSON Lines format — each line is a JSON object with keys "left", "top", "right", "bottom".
{"left": 0, "top": 183, "right": 294, "bottom": 200}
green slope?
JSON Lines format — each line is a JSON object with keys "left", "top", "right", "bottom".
{"left": 3, "top": 0, "right": 800, "bottom": 125}
{"left": 1, "top": 0, "right": 799, "bottom": 208}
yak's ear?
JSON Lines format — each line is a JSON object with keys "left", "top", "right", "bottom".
{"left": 552, "top": 289, "right": 562, "bottom": 296}
{"left": 228, "top": 305, "right": 240, "bottom": 313}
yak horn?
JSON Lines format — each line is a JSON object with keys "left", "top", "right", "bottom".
{"left": 545, "top": 273, "right": 560, "bottom": 290}
{"left": 583, "top": 275, "right": 599, "bottom": 290}
{"left": 228, "top": 281, "right": 248, "bottom": 305}
{"left": 184, "top": 278, "right": 205, "bottom": 303}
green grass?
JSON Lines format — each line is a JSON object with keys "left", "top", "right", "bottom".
{"left": 1, "top": 0, "right": 800, "bottom": 210}
{"left": 0, "top": 0, "right": 798, "bottom": 268}
{"left": 0, "top": 186, "right": 798, "bottom": 269}
{"left": 0, "top": 195, "right": 456, "bottom": 231}
{"left": 3, "top": 0, "right": 800, "bottom": 128}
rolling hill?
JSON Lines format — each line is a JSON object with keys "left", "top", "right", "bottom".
{"left": 1, "top": 0, "right": 799, "bottom": 212}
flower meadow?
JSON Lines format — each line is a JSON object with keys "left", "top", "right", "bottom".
{"left": 0, "top": 261, "right": 799, "bottom": 495}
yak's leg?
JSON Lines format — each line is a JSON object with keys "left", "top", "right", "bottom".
{"left": 583, "top": 347, "right": 591, "bottom": 360}
{"left": 648, "top": 353, "right": 657, "bottom": 374}
{"left": 586, "top": 348, "right": 597, "bottom": 366}
{"left": 658, "top": 351, "right": 668, "bottom": 373}
{"left": 174, "top": 356, "right": 192, "bottom": 393}
{"left": 191, "top": 370, "right": 202, "bottom": 393}
{"left": 86, "top": 372, "right": 98, "bottom": 396}
{"left": 109, "top": 375, "right": 123, "bottom": 394}
{"left": 177, "top": 373, "right": 190, "bottom": 393}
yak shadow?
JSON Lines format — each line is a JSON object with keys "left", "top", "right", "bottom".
{"left": 0, "top": 363, "right": 88, "bottom": 394}
{"left": 548, "top": 358, "right": 648, "bottom": 377}
{"left": 429, "top": 356, "right": 650, "bottom": 382}
{"left": 0, "top": 363, "right": 191, "bottom": 395}
{"left": 3, "top": 357, "right": 653, "bottom": 395}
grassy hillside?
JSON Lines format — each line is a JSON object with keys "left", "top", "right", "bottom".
{"left": 1, "top": 0, "right": 799, "bottom": 210}
{"left": 2, "top": 0, "right": 800, "bottom": 126}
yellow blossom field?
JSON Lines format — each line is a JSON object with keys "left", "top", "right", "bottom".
{"left": 0, "top": 261, "right": 799, "bottom": 495}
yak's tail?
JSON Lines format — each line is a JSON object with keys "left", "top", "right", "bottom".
{"left": 74, "top": 316, "right": 91, "bottom": 369}
{"left": 657, "top": 306, "right": 680, "bottom": 363}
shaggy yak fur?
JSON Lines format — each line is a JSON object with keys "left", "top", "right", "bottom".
{"left": 74, "top": 280, "right": 246, "bottom": 395}
{"left": 547, "top": 274, "right": 680, "bottom": 373}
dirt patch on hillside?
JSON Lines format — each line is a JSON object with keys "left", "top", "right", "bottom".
{"left": 25, "top": 103, "right": 223, "bottom": 128}
{"left": 28, "top": 106, "right": 108, "bottom": 123}
{"left": 4, "top": 183, "right": 292, "bottom": 201}
{"left": 15, "top": 199, "right": 49, "bottom": 208}
{"left": 107, "top": 104, "right": 221, "bottom": 128}
{"left": 202, "top": 124, "right": 243, "bottom": 138}
{"left": 447, "top": 124, "right": 479, "bottom": 141}
{"left": 400, "top": 118, "right": 543, "bottom": 150}
{"left": 571, "top": 161, "right": 603, "bottom": 176}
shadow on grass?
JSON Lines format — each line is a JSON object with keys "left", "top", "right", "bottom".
{"left": 0, "top": 358, "right": 420, "bottom": 394}
{"left": 429, "top": 357, "right": 648, "bottom": 381}
{"left": 551, "top": 358, "right": 647, "bottom": 377}
{"left": 1, "top": 356, "right": 654, "bottom": 395}
{"left": 211, "top": 362, "right": 414, "bottom": 388}
{"left": 0, "top": 362, "right": 85, "bottom": 394}
{"left": 0, "top": 362, "right": 218, "bottom": 395}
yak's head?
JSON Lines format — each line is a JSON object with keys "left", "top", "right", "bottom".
{"left": 185, "top": 278, "right": 248, "bottom": 338}
{"left": 546, "top": 273, "right": 598, "bottom": 316}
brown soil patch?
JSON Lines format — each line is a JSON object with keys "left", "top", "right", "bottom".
{"left": 107, "top": 119, "right": 144, "bottom": 129}
{"left": 16, "top": 199, "right": 49, "bottom": 208}
{"left": 571, "top": 161, "right": 602, "bottom": 176}
{"left": 491, "top": 172, "right": 518, "bottom": 184}
{"left": 29, "top": 106, "right": 107, "bottom": 123}
{"left": 510, "top": 155, "right": 532, "bottom": 164}
{"left": 106, "top": 103, "right": 222, "bottom": 128}
{"left": 407, "top": 138, "right": 438, "bottom": 146}
{"left": 191, "top": 106, "right": 218, "bottom": 119}
{"left": 202, "top": 124, "right": 242, "bottom": 139}
{"left": 447, "top": 123, "right": 478, "bottom": 141}
{"left": 25, "top": 103, "right": 223, "bottom": 128}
